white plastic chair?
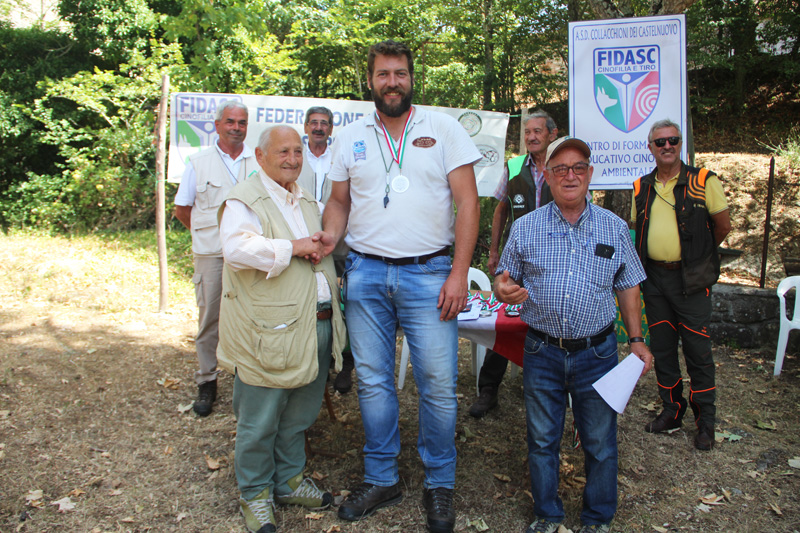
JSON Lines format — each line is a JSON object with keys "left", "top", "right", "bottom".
{"left": 775, "top": 276, "right": 800, "bottom": 376}
{"left": 397, "top": 267, "right": 491, "bottom": 390}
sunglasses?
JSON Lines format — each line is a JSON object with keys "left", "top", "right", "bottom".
{"left": 651, "top": 136, "right": 681, "bottom": 147}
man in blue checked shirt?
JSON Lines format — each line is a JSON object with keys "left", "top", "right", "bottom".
{"left": 494, "top": 137, "right": 653, "bottom": 533}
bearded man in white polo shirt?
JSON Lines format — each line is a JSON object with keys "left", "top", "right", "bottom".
{"left": 314, "top": 40, "right": 481, "bottom": 533}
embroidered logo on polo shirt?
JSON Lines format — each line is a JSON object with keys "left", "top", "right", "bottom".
{"left": 412, "top": 137, "right": 436, "bottom": 148}
{"left": 353, "top": 140, "right": 366, "bottom": 161}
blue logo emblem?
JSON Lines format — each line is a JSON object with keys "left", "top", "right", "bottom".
{"left": 593, "top": 46, "right": 660, "bottom": 133}
{"left": 353, "top": 140, "right": 366, "bottom": 161}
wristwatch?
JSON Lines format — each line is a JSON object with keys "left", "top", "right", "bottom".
{"left": 628, "top": 337, "right": 646, "bottom": 344}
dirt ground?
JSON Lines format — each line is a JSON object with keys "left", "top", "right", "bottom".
{"left": 1, "top": 152, "right": 799, "bottom": 533}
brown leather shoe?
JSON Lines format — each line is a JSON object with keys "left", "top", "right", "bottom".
{"left": 694, "top": 422, "right": 715, "bottom": 450}
{"left": 644, "top": 411, "right": 682, "bottom": 433}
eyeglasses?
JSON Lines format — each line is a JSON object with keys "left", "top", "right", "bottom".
{"left": 651, "top": 136, "right": 680, "bottom": 147}
{"left": 308, "top": 120, "right": 330, "bottom": 128}
{"left": 547, "top": 162, "right": 590, "bottom": 177}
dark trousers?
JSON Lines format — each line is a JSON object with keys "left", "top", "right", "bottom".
{"left": 642, "top": 265, "right": 716, "bottom": 426}
{"left": 477, "top": 349, "right": 509, "bottom": 390}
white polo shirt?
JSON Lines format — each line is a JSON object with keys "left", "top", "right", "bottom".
{"left": 328, "top": 107, "right": 481, "bottom": 258}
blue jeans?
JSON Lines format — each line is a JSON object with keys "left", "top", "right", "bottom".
{"left": 523, "top": 330, "right": 618, "bottom": 526}
{"left": 343, "top": 252, "right": 458, "bottom": 489}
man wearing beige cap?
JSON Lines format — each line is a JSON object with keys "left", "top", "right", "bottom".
{"left": 494, "top": 137, "right": 653, "bottom": 533}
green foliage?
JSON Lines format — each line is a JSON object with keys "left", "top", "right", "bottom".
{"left": 0, "top": 21, "right": 95, "bottom": 197}
{"left": 163, "top": 0, "right": 295, "bottom": 94}
{"left": 58, "top": 0, "right": 159, "bottom": 64}
{"left": 2, "top": 42, "right": 188, "bottom": 232}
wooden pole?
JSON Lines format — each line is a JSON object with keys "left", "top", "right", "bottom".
{"left": 155, "top": 74, "right": 170, "bottom": 312}
{"left": 759, "top": 156, "right": 776, "bottom": 288}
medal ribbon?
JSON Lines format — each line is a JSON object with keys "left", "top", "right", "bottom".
{"left": 377, "top": 110, "right": 413, "bottom": 170}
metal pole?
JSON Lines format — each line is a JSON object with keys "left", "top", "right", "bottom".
{"left": 759, "top": 156, "right": 775, "bottom": 288}
{"left": 155, "top": 74, "right": 170, "bottom": 312}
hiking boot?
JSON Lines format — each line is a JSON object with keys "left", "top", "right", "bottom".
{"left": 644, "top": 411, "right": 682, "bottom": 433}
{"left": 275, "top": 473, "right": 332, "bottom": 509}
{"left": 193, "top": 379, "right": 217, "bottom": 417}
{"left": 579, "top": 524, "right": 611, "bottom": 533}
{"left": 468, "top": 387, "right": 498, "bottom": 418}
{"left": 239, "top": 487, "right": 276, "bottom": 533}
{"left": 423, "top": 487, "right": 455, "bottom": 533}
{"left": 526, "top": 518, "right": 562, "bottom": 533}
{"left": 694, "top": 422, "right": 715, "bottom": 451}
{"left": 334, "top": 351, "right": 355, "bottom": 394}
{"left": 337, "top": 482, "right": 402, "bottom": 521}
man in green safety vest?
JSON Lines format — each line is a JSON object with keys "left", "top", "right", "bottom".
{"left": 469, "top": 109, "right": 558, "bottom": 418}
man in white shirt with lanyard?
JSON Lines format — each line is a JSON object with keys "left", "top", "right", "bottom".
{"left": 297, "top": 105, "right": 356, "bottom": 394}
{"left": 174, "top": 101, "right": 255, "bottom": 417}
{"left": 315, "top": 40, "right": 481, "bottom": 533}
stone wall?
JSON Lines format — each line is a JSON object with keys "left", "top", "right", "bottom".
{"left": 709, "top": 283, "right": 798, "bottom": 352}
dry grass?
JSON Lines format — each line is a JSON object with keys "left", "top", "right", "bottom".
{"left": 1, "top": 155, "right": 799, "bottom": 533}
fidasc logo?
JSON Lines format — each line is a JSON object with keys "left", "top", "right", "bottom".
{"left": 593, "top": 46, "right": 660, "bottom": 133}
{"left": 174, "top": 93, "right": 244, "bottom": 163}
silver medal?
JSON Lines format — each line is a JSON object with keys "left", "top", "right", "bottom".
{"left": 391, "top": 174, "right": 409, "bottom": 193}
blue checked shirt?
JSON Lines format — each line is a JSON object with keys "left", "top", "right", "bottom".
{"left": 498, "top": 202, "right": 646, "bottom": 339}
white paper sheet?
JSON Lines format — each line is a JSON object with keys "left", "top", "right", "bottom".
{"left": 457, "top": 302, "right": 482, "bottom": 321}
{"left": 592, "top": 354, "right": 645, "bottom": 414}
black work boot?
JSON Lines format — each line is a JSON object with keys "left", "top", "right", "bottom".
{"left": 468, "top": 387, "right": 498, "bottom": 418}
{"left": 193, "top": 379, "right": 217, "bottom": 417}
{"left": 423, "top": 487, "right": 456, "bottom": 533}
{"left": 334, "top": 351, "right": 355, "bottom": 394}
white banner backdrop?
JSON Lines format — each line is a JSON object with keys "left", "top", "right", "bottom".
{"left": 569, "top": 15, "right": 688, "bottom": 189}
{"left": 168, "top": 93, "right": 509, "bottom": 197}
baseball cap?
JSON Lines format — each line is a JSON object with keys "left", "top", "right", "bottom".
{"left": 545, "top": 137, "right": 592, "bottom": 167}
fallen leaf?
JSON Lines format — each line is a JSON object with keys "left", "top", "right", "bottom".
{"left": 700, "top": 493, "right": 725, "bottom": 505}
{"left": 755, "top": 389, "right": 766, "bottom": 394}
{"left": 0, "top": 450, "right": 4, "bottom": 461}
{"left": 484, "top": 447, "right": 500, "bottom": 455}
{"left": 51, "top": 497, "right": 76, "bottom": 512}
{"left": 305, "top": 512, "right": 324, "bottom": 520}
{"left": 87, "top": 348, "right": 97, "bottom": 354}
{"left": 0, "top": 410, "right": 10, "bottom": 419}
{"left": 178, "top": 403, "right": 194, "bottom": 413}
{"left": 493, "top": 473, "right": 511, "bottom": 482}
{"left": 737, "top": 376, "right": 749, "bottom": 382}
{"left": 157, "top": 377, "right": 181, "bottom": 390}
{"left": 652, "top": 527, "right": 668, "bottom": 533}
{"left": 311, "top": 471, "right": 326, "bottom": 481}
{"left": 788, "top": 457, "right": 800, "bottom": 469}
{"left": 176, "top": 512, "right": 188, "bottom": 522}
{"left": 164, "top": 446, "right": 174, "bottom": 455}
{"left": 466, "top": 517, "right": 490, "bottom": 531}
{"left": 67, "top": 488, "right": 86, "bottom": 497}
{"left": 109, "top": 489, "right": 123, "bottom": 496}
{"left": 722, "top": 488, "right": 732, "bottom": 501}
{"left": 120, "top": 517, "right": 135, "bottom": 523}
{"left": 754, "top": 420, "right": 777, "bottom": 431}
{"left": 205, "top": 455, "right": 220, "bottom": 470}
{"left": 747, "top": 471, "right": 759, "bottom": 479}
{"left": 769, "top": 502, "right": 783, "bottom": 515}
{"left": 324, "top": 526, "right": 342, "bottom": 533}
{"left": 462, "top": 426, "right": 476, "bottom": 439}
{"left": 773, "top": 488, "right": 781, "bottom": 496}
{"left": 25, "top": 490, "right": 44, "bottom": 505}
{"left": 641, "top": 401, "right": 658, "bottom": 412}
{"left": 696, "top": 503, "right": 712, "bottom": 513}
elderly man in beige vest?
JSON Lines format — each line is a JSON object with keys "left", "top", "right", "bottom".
{"left": 217, "top": 125, "right": 346, "bottom": 533}
{"left": 174, "top": 100, "right": 256, "bottom": 416}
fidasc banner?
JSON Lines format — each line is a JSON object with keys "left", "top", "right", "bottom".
{"left": 569, "top": 15, "right": 688, "bottom": 189}
{"left": 168, "top": 93, "right": 509, "bottom": 197}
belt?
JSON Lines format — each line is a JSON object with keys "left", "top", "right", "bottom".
{"left": 649, "top": 259, "right": 682, "bottom": 270}
{"left": 317, "top": 303, "right": 332, "bottom": 321}
{"left": 354, "top": 246, "right": 450, "bottom": 266}
{"left": 530, "top": 323, "right": 615, "bottom": 352}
